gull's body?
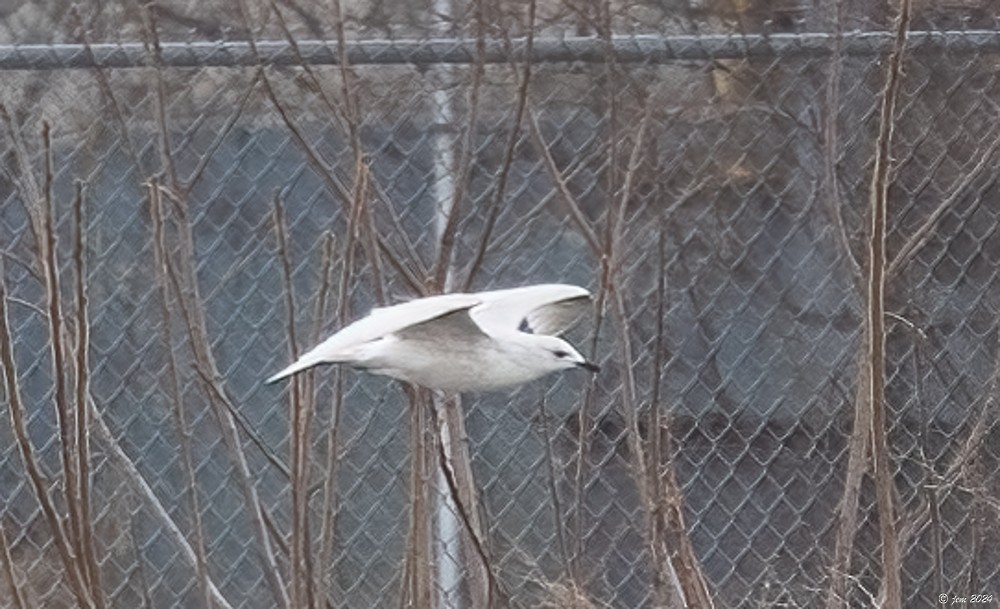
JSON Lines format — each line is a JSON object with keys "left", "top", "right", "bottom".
{"left": 267, "top": 284, "right": 597, "bottom": 392}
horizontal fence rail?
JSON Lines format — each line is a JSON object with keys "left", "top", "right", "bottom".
{"left": 1, "top": 30, "right": 1000, "bottom": 70}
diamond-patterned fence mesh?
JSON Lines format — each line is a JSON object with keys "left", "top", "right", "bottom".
{"left": 1, "top": 2, "right": 1000, "bottom": 608}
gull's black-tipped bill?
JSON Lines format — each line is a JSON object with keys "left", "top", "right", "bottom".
{"left": 579, "top": 360, "right": 600, "bottom": 373}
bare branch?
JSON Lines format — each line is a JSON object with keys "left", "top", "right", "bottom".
{"left": 431, "top": 0, "right": 487, "bottom": 290}
{"left": 141, "top": 4, "right": 179, "bottom": 186}
{"left": 527, "top": 110, "right": 602, "bottom": 254}
{"left": 182, "top": 72, "right": 263, "bottom": 194}
{"left": 866, "top": 2, "right": 910, "bottom": 606}
{"left": 401, "top": 386, "right": 434, "bottom": 608}
{"left": 461, "top": 0, "right": 537, "bottom": 291}
{"left": 149, "top": 179, "right": 214, "bottom": 609}
{"left": 0, "top": 247, "right": 93, "bottom": 609}
{"left": 87, "top": 394, "right": 236, "bottom": 609}
{"left": 829, "top": 2, "right": 910, "bottom": 607}
{"left": 71, "top": 180, "right": 105, "bottom": 608}
{"left": 822, "top": 0, "right": 862, "bottom": 280}
{"left": 0, "top": 502, "right": 28, "bottom": 609}
{"left": 431, "top": 400, "right": 508, "bottom": 607}
{"left": 36, "top": 122, "right": 101, "bottom": 608}
{"left": 70, "top": 6, "right": 143, "bottom": 173}
{"left": 150, "top": 176, "right": 290, "bottom": 607}
{"left": 272, "top": 194, "right": 316, "bottom": 609}
{"left": 887, "top": 118, "right": 1000, "bottom": 278}
{"left": 537, "top": 395, "right": 571, "bottom": 575}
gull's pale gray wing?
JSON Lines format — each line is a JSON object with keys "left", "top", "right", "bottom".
{"left": 395, "top": 306, "right": 490, "bottom": 343}
{"left": 521, "top": 294, "right": 590, "bottom": 336}
{"left": 470, "top": 284, "right": 591, "bottom": 336}
{"left": 267, "top": 293, "right": 483, "bottom": 382}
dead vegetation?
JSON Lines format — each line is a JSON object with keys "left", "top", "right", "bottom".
{"left": 1, "top": 0, "right": 999, "bottom": 608}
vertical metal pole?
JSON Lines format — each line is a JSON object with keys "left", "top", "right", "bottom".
{"left": 431, "top": 1, "right": 463, "bottom": 607}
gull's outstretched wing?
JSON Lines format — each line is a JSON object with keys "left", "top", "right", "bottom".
{"left": 266, "top": 293, "right": 482, "bottom": 383}
{"left": 471, "top": 284, "right": 591, "bottom": 336}
{"left": 395, "top": 306, "right": 490, "bottom": 343}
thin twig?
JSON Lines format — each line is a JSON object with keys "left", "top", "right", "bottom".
{"left": 654, "top": 222, "right": 714, "bottom": 607}
{"left": 149, "top": 179, "right": 214, "bottom": 609}
{"left": 0, "top": 256, "right": 93, "bottom": 608}
{"left": 272, "top": 194, "right": 316, "bottom": 609}
{"left": 430, "top": 401, "right": 508, "bottom": 608}
{"left": 887, "top": 118, "right": 1000, "bottom": 278}
{"left": 608, "top": 107, "right": 650, "bottom": 274}
{"left": 217, "top": 382, "right": 293, "bottom": 478}
{"left": 461, "top": 0, "right": 537, "bottom": 291}
{"left": 527, "top": 110, "right": 602, "bottom": 254}
{"left": 269, "top": 0, "right": 351, "bottom": 130}
{"left": 326, "top": 0, "right": 389, "bottom": 306}
{"left": 317, "top": 233, "right": 346, "bottom": 608}
{"left": 237, "top": 0, "right": 405, "bottom": 301}
{"left": 359, "top": 164, "right": 388, "bottom": 304}
{"left": 0, "top": 104, "right": 42, "bottom": 250}
{"left": 37, "top": 122, "right": 96, "bottom": 607}
{"left": 142, "top": 14, "right": 291, "bottom": 593}
{"left": 316, "top": 145, "right": 368, "bottom": 604}
{"left": 896, "top": 329, "right": 999, "bottom": 551}
{"left": 267, "top": 7, "right": 430, "bottom": 284}
{"left": 605, "top": 52, "right": 714, "bottom": 604}
{"left": 311, "top": 233, "right": 337, "bottom": 346}
{"left": 432, "top": 0, "right": 487, "bottom": 290}
{"left": 825, "top": 362, "right": 871, "bottom": 609}
{"left": 248, "top": 59, "right": 414, "bottom": 298}
{"left": 153, "top": 179, "right": 291, "bottom": 607}
{"left": 141, "top": 4, "right": 179, "bottom": 186}
{"left": 190, "top": 364, "right": 293, "bottom": 603}
{"left": 147, "top": 201, "right": 292, "bottom": 477}
{"left": 537, "top": 395, "right": 571, "bottom": 577}
{"left": 370, "top": 179, "right": 430, "bottom": 283}
{"left": 648, "top": 224, "right": 668, "bottom": 607}
{"left": 87, "top": 394, "right": 236, "bottom": 609}
{"left": 71, "top": 180, "right": 105, "bottom": 608}
{"left": 822, "top": 0, "right": 861, "bottom": 280}
{"left": 182, "top": 72, "right": 262, "bottom": 194}
{"left": 0, "top": 516, "right": 28, "bottom": 609}
{"left": 70, "top": 5, "right": 143, "bottom": 173}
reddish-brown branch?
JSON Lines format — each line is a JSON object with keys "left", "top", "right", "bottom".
{"left": 71, "top": 181, "right": 105, "bottom": 608}
{"left": 272, "top": 195, "right": 316, "bottom": 609}
{"left": 0, "top": 255, "right": 93, "bottom": 608}
{"left": 0, "top": 521, "right": 27, "bottom": 609}
{"left": 461, "top": 0, "right": 537, "bottom": 291}
{"left": 149, "top": 179, "right": 214, "bottom": 609}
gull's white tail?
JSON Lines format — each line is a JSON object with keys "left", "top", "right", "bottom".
{"left": 265, "top": 332, "right": 358, "bottom": 383}
{"left": 265, "top": 349, "right": 339, "bottom": 383}
{"left": 267, "top": 294, "right": 482, "bottom": 384}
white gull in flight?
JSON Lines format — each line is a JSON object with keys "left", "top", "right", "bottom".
{"left": 266, "top": 283, "right": 598, "bottom": 392}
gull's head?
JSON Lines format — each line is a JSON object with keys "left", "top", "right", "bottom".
{"left": 528, "top": 334, "right": 600, "bottom": 375}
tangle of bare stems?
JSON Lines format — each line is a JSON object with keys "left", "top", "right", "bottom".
{"left": 826, "top": 1, "right": 910, "bottom": 608}
{"left": 0, "top": 119, "right": 107, "bottom": 608}
{"left": 528, "top": 63, "right": 715, "bottom": 604}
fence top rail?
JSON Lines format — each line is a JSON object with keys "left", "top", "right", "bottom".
{"left": 0, "top": 30, "right": 997, "bottom": 70}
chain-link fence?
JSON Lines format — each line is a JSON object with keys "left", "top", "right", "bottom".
{"left": 2, "top": 2, "right": 1000, "bottom": 608}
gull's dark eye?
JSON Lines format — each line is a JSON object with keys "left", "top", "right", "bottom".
{"left": 553, "top": 350, "right": 569, "bottom": 358}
